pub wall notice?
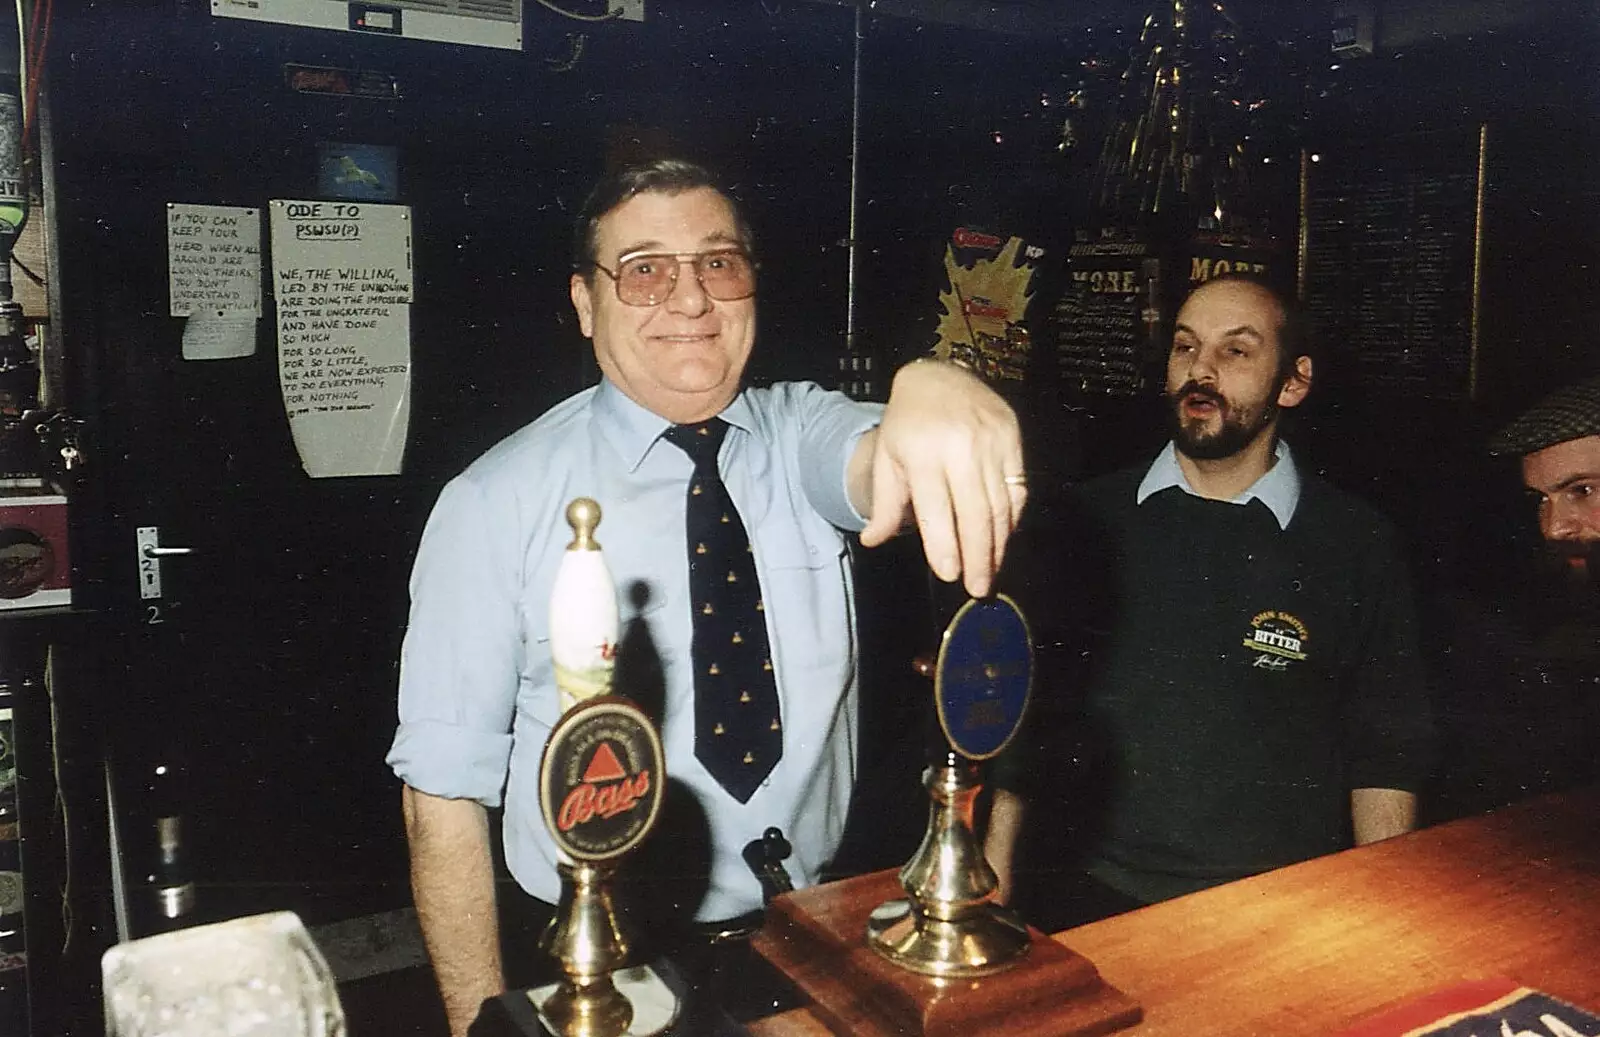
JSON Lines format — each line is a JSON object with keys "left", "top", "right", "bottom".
{"left": 268, "top": 199, "right": 413, "bottom": 478}
{"left": 167, "top": 203, "right": 262, "bottom": 318}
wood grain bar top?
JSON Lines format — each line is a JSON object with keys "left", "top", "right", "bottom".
{"left": 749, "top": 787, "right": 1600, "bottom": 1036}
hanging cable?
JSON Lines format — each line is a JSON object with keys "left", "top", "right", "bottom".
{"left": 46, "top": 646, "right": 73, "bottom": 953}
{"left": 11, "top": 252, "right": 39, "bottom": 285}
{"left": 544, "top": 33, "right": 587, "bottom": 72}
{"left": 528, "top": 0, "right": 621, "bottom": 22}
{"left": 20, "top": 0, "right": 49, "bottom": 148}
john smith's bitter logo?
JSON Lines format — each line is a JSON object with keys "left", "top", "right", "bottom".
{"left": 539, "top": 697, "right": 664, "bottom": 862}
{"left": 1242, "top": 610, "right": 1309, "bottom": 666}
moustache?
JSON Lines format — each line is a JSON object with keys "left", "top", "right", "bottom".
{"left": 1542, "top": 540, "right": 1600, "bottom": 594}
{"left": 1171, "top": 381, "right": 1226, "bottom": 408}
{"left": 1547, "top": 540, "right": 1598, "bottom": 564}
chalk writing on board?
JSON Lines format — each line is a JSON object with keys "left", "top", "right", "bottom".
{"left": 1054, "top": 242, "right": 1150, "bottom": 398}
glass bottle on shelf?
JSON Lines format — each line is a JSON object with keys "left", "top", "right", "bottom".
{"left": 135, "top": 749, "right": 196, "bottom": 936}
{"left": 0, "top": 301, "right": 34, "bottom": 423}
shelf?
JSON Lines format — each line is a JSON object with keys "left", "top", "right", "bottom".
{"left": 0, "top": 606, "right": 92, "bottom": 624}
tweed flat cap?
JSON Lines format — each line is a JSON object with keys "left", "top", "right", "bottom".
{"left": 1489, "top": 375, "right": 1600, "bottom": 456}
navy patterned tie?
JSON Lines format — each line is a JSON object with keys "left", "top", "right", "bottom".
{"left": 663, "top": 419, "right": 782, "bottom": 803}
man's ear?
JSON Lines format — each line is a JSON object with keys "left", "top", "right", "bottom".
{"left": 570, "top": 273, "right": 595, "bottom": 339}
{"left": 1278, "top": 355, "right": 1312, "bottom": 409}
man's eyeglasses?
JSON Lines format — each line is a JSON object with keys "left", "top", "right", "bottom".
{"left": 589, "top": 248, "right": 757, "bottom": 307}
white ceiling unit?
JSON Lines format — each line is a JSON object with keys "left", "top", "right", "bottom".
{"left": 213, "top": 0, "right": 524, "bottom": 51}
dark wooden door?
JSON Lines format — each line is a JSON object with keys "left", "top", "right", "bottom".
{"left": 52, "top": 8, "right": 588, "bottom": 927}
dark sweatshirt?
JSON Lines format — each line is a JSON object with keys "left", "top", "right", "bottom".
{"left": 1008, "top": 461, "right": 1436, "bottom": 904}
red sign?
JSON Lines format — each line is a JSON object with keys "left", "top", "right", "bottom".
{"left": 952, "top": 227, "right": 1004, "bottom": 251}
{"left": 557, "top": 769, "right": 652, "bottom": 831}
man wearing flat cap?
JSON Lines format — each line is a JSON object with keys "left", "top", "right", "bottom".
{"left": 1431, "top": 376, "right": 1600, "bottom": 820}
{"left": 1490, "top": 375, "right": 1600, "bottom": 586}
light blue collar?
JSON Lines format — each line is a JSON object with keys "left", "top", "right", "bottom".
{"left": 1135, "top": 440, "right": 1301, "bottom": 530}
{"left": 593, "top": 378, "right": 755, "bottom": 472}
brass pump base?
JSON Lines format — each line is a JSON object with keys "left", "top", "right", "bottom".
{"left": 867, "top": 897, "right": 1031, "bottom": 978}
{"left": 539, "top": 974, "right": 634, "bottom": 1037}
{"left": 538, "top": 861, "right": 635, "bottom": 1037}
{"left": 866, "top": 755, "right": 1031, "bottom": 977}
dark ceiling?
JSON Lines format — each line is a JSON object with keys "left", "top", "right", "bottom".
{"left": 798, "top": 0, "right": 1582, "bottom": 44}
{"left": 798, "top": 0, "right": 1319, "bottom": 36}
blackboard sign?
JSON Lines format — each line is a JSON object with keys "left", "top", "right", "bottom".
{"left": 1301, "top": 127, "right": 1484, "bottom": 398}
{"left": 1054, "top": 241, "right": 1157, "bottom": 398}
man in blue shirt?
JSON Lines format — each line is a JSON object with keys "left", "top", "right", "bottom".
{"left": 387, "top": 157, "right": 1027, "bottom": 1035}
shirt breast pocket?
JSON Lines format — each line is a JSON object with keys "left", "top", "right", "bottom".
{"left": 756, "top": 515, "right": 853, "bottom": 684}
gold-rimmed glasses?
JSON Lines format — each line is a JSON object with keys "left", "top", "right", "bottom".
{"left": 589, "top": 248, "right": 757, "bottom": 307}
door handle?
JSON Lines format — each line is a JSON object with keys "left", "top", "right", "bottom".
{"left": 136, "top": 527, "right": 193, "bottom": 600}
{"left": 142, "top": 544, "right": 194, "bottom": 558}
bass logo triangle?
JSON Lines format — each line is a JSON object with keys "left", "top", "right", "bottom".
{"left": 582, "top": 742, "right": 628, "bottom": 784}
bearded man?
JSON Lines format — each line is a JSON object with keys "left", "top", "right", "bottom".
{"left": 985, "top": 274, "right": 1436, "bottom": 931}
{"left": 1490, "top": 376, "right": 1600, "bottom": 589}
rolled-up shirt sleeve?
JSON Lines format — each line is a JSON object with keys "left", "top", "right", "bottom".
{"left": 791, "top": 383, "right": 883, "bottom": 531}
{"left": 387, "top": 474, "right": 523, "bottom": 808}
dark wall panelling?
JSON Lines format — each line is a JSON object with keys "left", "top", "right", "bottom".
{"left": 46, "top": 0, "right": 856, "bottom": 937}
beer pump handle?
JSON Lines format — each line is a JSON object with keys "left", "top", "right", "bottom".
{"left": 549, "top": 497, "right": 619, "bottom": 713}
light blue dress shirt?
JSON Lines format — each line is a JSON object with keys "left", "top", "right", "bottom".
{"left": 388, "top": 378, "right": 884, "bottom": 920}
{"left": 1134, "top": 439, "right": 1302, "bottom": 529}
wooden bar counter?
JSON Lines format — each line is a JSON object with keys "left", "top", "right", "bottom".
{"left": 749, "top": 787, "right": 1600, "bottom": 1036}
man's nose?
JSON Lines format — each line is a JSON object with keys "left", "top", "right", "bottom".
{"left": 1541, "top": 499, "right": 1581, "bottom": 542}
{"left": 663, "top": 257, "right": 711, "bottom": 316}
{"left": 1185, "top": 345, "right": 1220, "bottom": 384}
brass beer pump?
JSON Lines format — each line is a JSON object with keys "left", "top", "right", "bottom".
{"left": 749, "top": 593, "right": 1143, "bottom": 1037}
{"left": 866, "top": 596, "right": 1033, "bottom": 977}
{"left": 532, "top": 498, "right": 674, "bottom": 1037}
{"left": 868, "top": 749, "right": 1030, "bottom": 976}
